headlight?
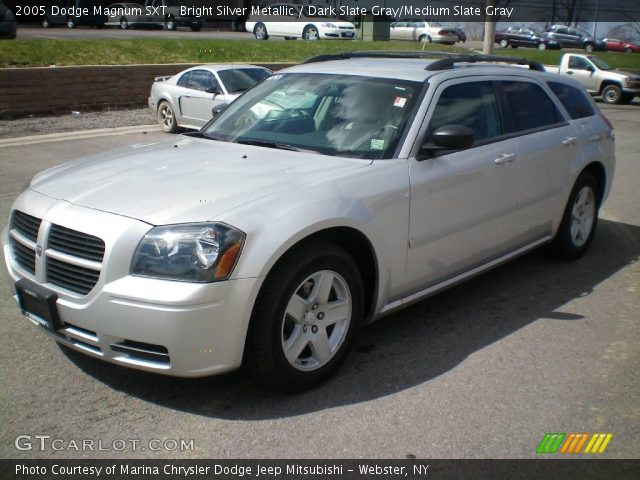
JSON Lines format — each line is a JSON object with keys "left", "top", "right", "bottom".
{"left": 322, "top": 22, "right": 337, "bottom": 28}
{"left": 131, "top": 223, "right": 245, "bottom": 282}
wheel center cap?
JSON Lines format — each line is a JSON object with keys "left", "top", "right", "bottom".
{"left": 304, "top": 311, "right": 317, "bottom": 324}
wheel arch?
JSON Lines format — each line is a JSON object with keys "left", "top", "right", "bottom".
{"left": 599, "top": 79, "right": 623, "bottom": 95}
{"left": 580, "top": 161, "right": 606, "bottom": 207}
{"left": 254, "top": 225, "right": 380, "bottom": 323}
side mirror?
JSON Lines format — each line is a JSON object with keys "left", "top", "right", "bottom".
{"left": 419, "top": 125, "right": 475, "bottom": 158}
{"left": 587, "top": 65, "right": 595, "bottom": 73}
{"left": 206, "top": 86, "right": 221, "bottom": 95}
{"left": 211, "top": 103, "right": 229, "bottom": 118}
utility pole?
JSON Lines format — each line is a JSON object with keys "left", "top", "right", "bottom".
{"left": 592, "top": 0, "right": 599, "bottom": 37}
{"left": 483, "top": 0, "right": 496, "bottom": 54}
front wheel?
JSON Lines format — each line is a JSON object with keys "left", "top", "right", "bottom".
{"left": 537, "top": 42, "right": 546, "bottom": 50}
{"left": 253, "top": 22, "right": 268, "bottom": 40}
{"left": 584, "top": 43, "right": 595, "bottom": 52}
{"left": 245, "top": 242, "right": 364, "bottom": 391}
{"left": 549, "top": 172, "right": 599, "bottom": 260}
{"left": 165, "top": 16, "right": 176, "bottom": 31}
{"left": 303, "top": 25, "right": 319, "bottom": 41}
{"left": 42, "top": 16, "right": 50, "bottom": 28}
{"left": 67, "top": 18, "right": 76, "bottom": 29}
{"left": 602, "top": 84, "right": 623, "bottom": 104}
{"left": 119, "top": 17, "right": 128, "bottom": 29}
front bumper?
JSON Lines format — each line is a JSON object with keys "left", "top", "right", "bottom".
{"left": 3, "top": 192, "right": 263, "bottom": 377}
{"left": 321, "top": 28, "right": 356, "bottom": 39}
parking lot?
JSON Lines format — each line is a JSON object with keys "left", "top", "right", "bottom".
{"left": 0, "top": 103, "right": 638, "bottom": 459}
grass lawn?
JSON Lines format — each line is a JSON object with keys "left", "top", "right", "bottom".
{"left": 0, "top": 39, "right": 470, "bottom": 68}
{"left": 1, "top": 39, "right": 638, "bottom": 70}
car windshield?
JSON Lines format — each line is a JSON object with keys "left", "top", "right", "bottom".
{"left": 588, "top": 55, "right": 613, "bottom": 70}
{"left": 203, "top": 73, "right": 423, "bottom": 159}
{"left": 218, "top": 68, "right": 271, "bottom": 94}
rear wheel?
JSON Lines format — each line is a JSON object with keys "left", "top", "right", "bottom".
{"left": 67, "top": 17, "right": 76, "bottom": 29}
{"left": 245, "top": 242, "right": 364, "bottom": 391}
{"left": 624, "top": 46, "right": 632, "bottom": 54}
{"left": 253, "top": 22, "right": 268, "bottom": 40}
{"left": 42, "top": 16, "right": 50, "bottom": 28}
{"left": 500, "top": 39, "right": 509, "bottom": 48}
{"left": 549, "top": 172, "right": 599, "bottom": 260}
{"left": 602, "top": 84, "right": 623, "bottom": 104}
{"left": 537, "top": 42, "right": 546, "bottom": 50}
{"left": 584, "top": 42, "right": 595, "bottom": 52}
{"left": 166, "top": 16, "right": 176, "bottom": 31}
{"left": 418, "top": 34, "right": 427, "bottom": 43}
{"left": 157, "top": 101, "right": 178, "bottom": 133}
{"left": 303, "top": 25, "right": 319, "bottom": 41}
{"left": 119, "top": 17, "right": 128, "bottom": 29}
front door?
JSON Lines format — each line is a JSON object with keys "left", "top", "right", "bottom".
{"left": 406, "top": 79, "right": 521, "bottom": 292}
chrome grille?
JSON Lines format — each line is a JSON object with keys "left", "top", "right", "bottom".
{"left": 10, "top": 210, "right": 41, "bottom": 242}
{"left": 49, "top": 224, "right": 105, "bottom": 262}
{"left": 47, "top": 257, "right": 101, "bottom": 296}
{"left": 11, "top": 240, "right": 36, "bottom": 274}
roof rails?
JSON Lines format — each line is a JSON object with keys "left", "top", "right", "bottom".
{"left": 302, "top": 50, "right": 545, "bottom": 72}
{"left": 425, "top": 54, "right": 545, "bottom": 72}
{"left": 303, "top": 50, "right": 454, "bottom": 64}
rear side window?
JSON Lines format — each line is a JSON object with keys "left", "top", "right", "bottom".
{"left": 428, "top": 81, "right": 503, "bottom": 142}
{"left": 500, "top": 81, "right": 563, "bottom": 133}
{"left": 547, "top": 81, "right": 596, "bottom": 119}
{"left": 177, "top": 72, "right": 190, "bottom": 87}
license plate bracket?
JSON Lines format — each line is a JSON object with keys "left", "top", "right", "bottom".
{"left": 15, "top": 279, "right": 62, "bottom": 331}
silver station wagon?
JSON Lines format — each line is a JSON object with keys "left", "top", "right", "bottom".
{"left": 3, "top": 53, "right": 615, "bottom": 391}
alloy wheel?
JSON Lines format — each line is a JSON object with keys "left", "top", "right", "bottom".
{"left": 570, "top": 186, "right": 595, "bottom": 247}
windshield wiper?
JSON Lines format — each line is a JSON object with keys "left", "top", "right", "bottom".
{"left": 236, "top": 139, "right": 319, "bottom": 154}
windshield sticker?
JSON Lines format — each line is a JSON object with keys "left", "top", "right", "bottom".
{"left": 371, "top": 139, "right": 385, "bottom": 150}
{"left": 267, "top": 75, "right": 283, "bottom": 81}
{"left": 393, "top": 97, "right": 407, "bottom": 108}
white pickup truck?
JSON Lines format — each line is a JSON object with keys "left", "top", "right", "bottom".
{"left": 546, "top": 53, "right": 640, "bottom": 104}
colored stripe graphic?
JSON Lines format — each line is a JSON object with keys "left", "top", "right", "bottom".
{"left": 560, "top": 433, "right": 589, "bottom": 454}
{"left": 584, "top": 433, "right": 613, "bottom": 454}
{"left": 536, "top": 433, "right": 566, "bottom": 453}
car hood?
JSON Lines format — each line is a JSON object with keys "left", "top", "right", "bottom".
{"left": 29, "top": 136, "right": 370, "bottom": 225}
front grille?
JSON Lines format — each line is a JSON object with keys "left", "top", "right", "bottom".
{"left": 10, "top": 210, "right": 41, "bottom": 242}
{"left": 11, "top": 240, "right": 36, "bottom": 274}
{"left": 8, "top": 210, "right": 105, "bottom": 296}
{"left": 49, "top": 224, "right": 105, "bottom": 262}
{"left": 47, "top": 257, "right": 101, "bottom": 296}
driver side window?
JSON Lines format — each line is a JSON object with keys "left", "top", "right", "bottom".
{"left": 427, "top": 81, "right": 503, "bottom": 144}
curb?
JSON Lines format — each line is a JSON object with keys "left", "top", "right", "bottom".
{"left": 0, "top": 125, "right": 157, "bottom": 148}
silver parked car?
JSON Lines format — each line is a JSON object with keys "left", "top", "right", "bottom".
{"left": 148, "top": 64, "right": 272, "bottom": 132}
{"left": 3, "top": 53, "right": 615, "bottom": 391}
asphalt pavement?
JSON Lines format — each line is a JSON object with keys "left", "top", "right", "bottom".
{"left": 0, "top": 104, "right": 638, "bottom": 459}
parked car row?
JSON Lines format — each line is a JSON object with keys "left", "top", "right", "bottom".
{"left": 496, "top": 25, "right": 640, "bottom": 53}
{"left": 41, "top": 0, "right": 201, "bottom": 31}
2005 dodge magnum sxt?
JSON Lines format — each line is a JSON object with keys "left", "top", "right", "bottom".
{"left": 2, "top": 53, "right": 615, "bottom": 390}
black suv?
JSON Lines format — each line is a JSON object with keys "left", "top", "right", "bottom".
{"left": 543, "top": 25, "right": 605, "bottom": 52}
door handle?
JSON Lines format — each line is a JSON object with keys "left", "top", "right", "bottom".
{"left": 494, "top": 153, "right": 517, "bottom": 165}
{"left": 562, "top": 137, "right": 578, "bottom": 146}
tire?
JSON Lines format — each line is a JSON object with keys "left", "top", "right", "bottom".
{"left": 245, "top": 241, "right": 364, "bottom": 391}
{"left": 418, "top": 34, "right": 427, "bottom": 43}
{"left": 157, "top": 101, "right": 178, "bottom": 133}
{"left": 42, "top": 16, "right": 50, "bottom": 28}
{"left": 538, "top": 42, "right": 546, "bottom": 51}
{"left": 165, "top": 16, "right": 176, "bottom": 31}
{"left": 253, "top": 22, "right": 268, "bottom": 40}
{"left": 67, "top": 18, "right": 76, "bottom": 29}
{"left": 302, "top": 25, "right": 319, "bottom": 41}
{"left": 427, "top": 35, "right": 433, "bottom": 43}
{"left": 549, "top": 172, "right": 600, "bottom": 260}
{"left": 624, "top": 46, "right": 632, "bottom": 54}
{"left": 500, "top": 39, "right": 509, "bottom": 48}
{"left": 190, "top": 25, "right": 201, "bottom": 32}
{"left": 119, "top": 17, "right": 128, "bottom": 30}
{"left": 602, "top": 84, "right": 623, "bottom": 104}
{"left": 584, "top": 43, "right": 594, "bottom": 52}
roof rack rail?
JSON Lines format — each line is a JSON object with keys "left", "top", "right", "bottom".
{"left": 303, "top": 50, "right": 456, "bottom": 64}
{"left": 424, "top": 55, "right": 545, "bottom": 72}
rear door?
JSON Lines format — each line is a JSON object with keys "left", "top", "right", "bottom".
{"left": 405, "top": 78, "right": 521, "bottom": 291}
{"left": 497, "top": 79, "right": 580, "bottom": 240}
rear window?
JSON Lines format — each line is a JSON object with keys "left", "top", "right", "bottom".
{"left": 547, "top": 81, "right": 596, "bottom": 119}
{"left": 501, "top": 81, "right": 563, "bottom": 133}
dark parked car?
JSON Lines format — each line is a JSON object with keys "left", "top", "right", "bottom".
{"left": 0, "top": 1, "right": 17, "bottom": 39}
{"left": 495, "top": 26, "right": 560, "bottom": 50}
{"left": 42, "top": 0, "right": 107, "bottom": 28}
{"left": 543, "top": 25, "right": 605, "bottom": 52}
